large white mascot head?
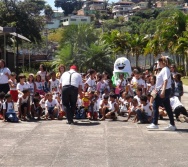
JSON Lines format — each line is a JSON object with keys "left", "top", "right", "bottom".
{"left": 112, "top": 57, "right": 132, "bottom": 85}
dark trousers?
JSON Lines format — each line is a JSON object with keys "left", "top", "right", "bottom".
{"left": 174, "top": 106, "right": 188, "bottom": 119}
{"left": 153, "top": 88, "right": 175, "bottom": 126}
{"left": 62, "top": 85, "right": 78, "bottom": 122}
{"left": 0, "top": 83, "right": 10, "bottom": 94}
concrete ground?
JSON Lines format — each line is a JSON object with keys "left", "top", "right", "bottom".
{"left": 0, "top": 86, "right": 188, "bottom": 167}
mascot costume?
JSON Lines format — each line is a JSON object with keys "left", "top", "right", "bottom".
{"left": 112, "top": 57, "right": 132, "bottom": 86}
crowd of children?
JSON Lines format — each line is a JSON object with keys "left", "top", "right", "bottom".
{"left": 0, "top": 63, "right": 187, "bottom": 124}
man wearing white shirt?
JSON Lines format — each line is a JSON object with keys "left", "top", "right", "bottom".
{"left": 60, "top": 65, "right": 82, "bottom": 124}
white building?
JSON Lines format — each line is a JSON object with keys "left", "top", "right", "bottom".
{"left": 46, "top": 9, "right": 64, "bottom": 29}
{"left": 112, "top": 1, "right": 135, "bottom": 19}
{"left": 61, "top": 15, "right": 91, "bottom": 26}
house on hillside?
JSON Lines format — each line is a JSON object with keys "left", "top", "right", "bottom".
{"left": 61, "top": 15, "right": 91, "bottom": 26}
{"left": 77, "top": 0, "right": 107, "bottom": 16}
{"left": 112, "top": 1, "right": 135, "bottom": 18}
{"left": 45, "top": 9, "right": 64, "bottom": 29}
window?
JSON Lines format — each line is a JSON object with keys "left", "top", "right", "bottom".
{"left": 70, "top": 19, "right": 76, "bottom": 21}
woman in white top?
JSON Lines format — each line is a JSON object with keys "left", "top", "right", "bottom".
{"left": 147, "top": 56, "right": 176, "bottom": 131}
{"left": 37, "top": 64, "right": 47, "bottom": 83}
{"left": 0, "top": 59, "right": 11, "bottom": 94}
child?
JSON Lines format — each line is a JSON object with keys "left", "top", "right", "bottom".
{"left": 35, "top": 74, "right": 44, "bottom": 96}
{"left": 119, "top": 92, "right": 128, "bottom": 116}
{"left": 45, "top": 93, "right": 59, "bottom": 120}
{"left": 39, "top": 93, "right": 48, "bottom": 116}
{"left": 31, "top": 98, "right": 42, "bottom": 120}
{"left": 93, "top": 94, "right": 100, "bottom": 120}
{"left": 50, "top": 71, "right": 60, "bottom": 93}
{"left": 99, "top": 95, "right": 110, "bottom": 120}
{"left": 88, "top": 93, "right": 98, "bottom": 120}
{"left": 170, "top": 95, "right": 188, "bottom": 122}
{"left": 27, "top": 73, "right": 36, "bottom": 102}
{"left": 125, "top": 98, "right": 139, "bottom": 122}
{"left": 174, "top": 73, "right": 183, "bottom": 101}
{"left": 17, "top": 89, "right": 30, "bottom": 121}
{"left": 101, "top": 88, "right": 109, "bottom": 100}
{"left": 134, "top": 87, "right": 142, "bottom": 105}
{"left": 0, "top": 92, "right": 5, "bottom": 119}
{"left": 44, "top": 73, "right": 51, "bottom": 93}
{"left": 82, "top": 92, "right": 90, "bottom": 118}
{"left": 3, "top": 94, "right": 19, "bottom": 122}
{"left": 136, "top": 95, "right": 153, "bottom": 124}
{"left": 85, "top": 69, "right": 96, "bottom": 92}
{"left": 17, "top": 74, "right": 29, "bottom": 99}
{"left": 8, "top": 72, "right": 18, "bottom": 102}
{"left": 100, "top": 93, "right": 118, "bottom": 121}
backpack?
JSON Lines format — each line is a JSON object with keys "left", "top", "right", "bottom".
{"left": 5, "top": 102, "right": 19, "bottom": 123}
{"left": 75, "top": 107, "right": 86, "bottom": 119}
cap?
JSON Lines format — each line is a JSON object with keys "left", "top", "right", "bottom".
{"left": 70, "top": 65, "right": 77, "bottom": 70}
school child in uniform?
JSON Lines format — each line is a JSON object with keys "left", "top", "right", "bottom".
{"left": 3, "top": 94, "right": 19, "bottom": 122}
{"left": 105, "top": 93, "right": 119, "bottom": 121}
{"left": 119, "top": 92, "right": 128, "bottom": 116}
{"left": 39, "top": 93, "right": 48, "bottom": 116}
{"left": 93, "top": 94, "right": 100, "bottom": 120}
{"left": 0, "top": 92, "right": 5, "bottom": 120}
{"left": 16, "top": 74, "right": 29, "bottom": 99}
{"left": 8, "top": 72, "right": 18, "bottom": 102}
{"left": 134, "top": 87, "right": 142, "bottom": 105}
{"left": 43, "top": 73, "right": 51, "bottom": 93}
{"left": 125, "top": 98, "right": 139, "bottom": 122}
{"left": 173, "top": 73, "right": 183, "bottom": 101}
{"left": 17, "top": 89, "right": 30, "bottom": 121}
{"left": 136, "top": 95, "right": 153, "bottom": 124}
{"left": 88, "top": 93, "right": 98, "bottom": 120}
{"left": 27, "top": 73, "right": 36, "bottom": 102}
{"left": 99, "top": 95, "right": 110, "bottom": 120}
{"left": 45, "top": 93, "right": 59, "bottom": 120}
{"left": 50, "top": 71, "right": 60, "bottom": 93}
{"left": 31, "top": 98, "right": 42, "bottom": 120}
{"left": 35, "top": 74, "right": 44, "bottom": 96}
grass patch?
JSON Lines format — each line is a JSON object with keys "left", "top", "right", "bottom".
{"left": 182, "top": 76, "right": 188, "bottom": 86}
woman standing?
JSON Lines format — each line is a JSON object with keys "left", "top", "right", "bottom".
{"left": 56, "top": 64, "right": 65, "bottom": 79}
{"left": 0, "top": 59, "right": 11, "bottom": 94}
{"left": 147, "top": 56, "right": 176, "bottom": 131}
{"left": 37, "top": 64, "right": 47, "bottom": 83}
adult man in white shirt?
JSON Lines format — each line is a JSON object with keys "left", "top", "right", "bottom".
{"left": 60, "top": 65, "right": 82, "bottom": 124}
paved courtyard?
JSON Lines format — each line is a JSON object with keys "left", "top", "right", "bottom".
{"left": 0, "top": 86, "right": 188, "bottom": 167}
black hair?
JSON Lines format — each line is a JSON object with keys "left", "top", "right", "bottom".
{"left": 33, "top": 97, "right": 40, "bottom": 104}
{"left": 5, "top": 93, "right": 11, "bottom": 99}
{"left": 22, "top": 89, "right": 29, "bottom": 94}
{"left": 109, "top": 93, "right": 116, "bottom": 99}
{"left": 89, "top": 69, "right": 95, "bottom": 75}
{"left": 125, "top": 94, "right": 133, "bottom": 100}
{"left": 140, "top": 95, "right": 147, "bottom": 102}
{"left": 0, "top": 92, "right": 5, "bottom": 99}
{"left": 50, "top": 71, "right": 56, "bottom": 75}
{"left": 103, "top": 95, "right": 109, "bottom": 100}
{"left": 34, "top": 92, "right": 40, "bottom": 97}
{"left": 132, "top": 98, "right": 138, "bottom": 104}
{"left": 137, "top": 86, "right": 142, "bottom": 92}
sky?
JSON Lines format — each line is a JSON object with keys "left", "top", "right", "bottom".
{"left": 46, "top": 0, "right": 56, "bottom": 10}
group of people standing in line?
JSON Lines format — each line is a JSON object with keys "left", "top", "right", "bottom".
{"left": 0, "top": 56, "right": 187, "bottom": 130}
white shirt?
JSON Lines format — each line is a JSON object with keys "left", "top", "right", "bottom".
{"left": 115, "top": 79, "right": 127, "bottom": 88}
{"left": 85, "top": 77, "right": 96, "bottom": 92}
{"left": 37, "top": 71, "right": 46, "bottom": 82}
{"left": 134, "top": 95, "right": 141, "bottom": 105}
{"left": 60, "top": 69, "right": 82, "bottom": 88}
{"left": 45, "top": 99, "right": 59, "bottom": 108}
{"left": 9, "top": 79, "right": 17, "bottom": 90}
{"left": 142, "top": 103, "right": 152, "bottom": 116}
{"left": 35, "top": 82, "right": 43, "bottom": 91}
{"left": 39, "top": 98, "right": 46, "bottom": 109}
{"left": 131, "top": 77, "right": 146, "bottom": 89}
{"left": 170, "top": 96, "right": 183, "bottom": 110}
{"left": 17, "top": 82, "right": 29, "bottom": 98}
{"left": 0, "top": 67, "right": 11, "bottom": 84}
{"left": 50, "top": 79, "right": 60, "bottom": 92}
{"left": 155, "top": 67, "right": 171, "bottom": 90}
{"left": 3, "top": 102, "right": 15, "bottom": 113}
{"left": 27, "top": 82, "right": 35, "bottom": 95}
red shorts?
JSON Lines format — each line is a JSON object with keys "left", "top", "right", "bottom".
{"left": 10, "top": 90, "right": 18, "bottom": 102}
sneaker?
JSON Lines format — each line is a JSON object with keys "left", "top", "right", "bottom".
{"left": 146, "top": 123, "right": 159, "bottom": 129}
{"left": 164, "top": 124, "right": 176, "bottom": 131}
